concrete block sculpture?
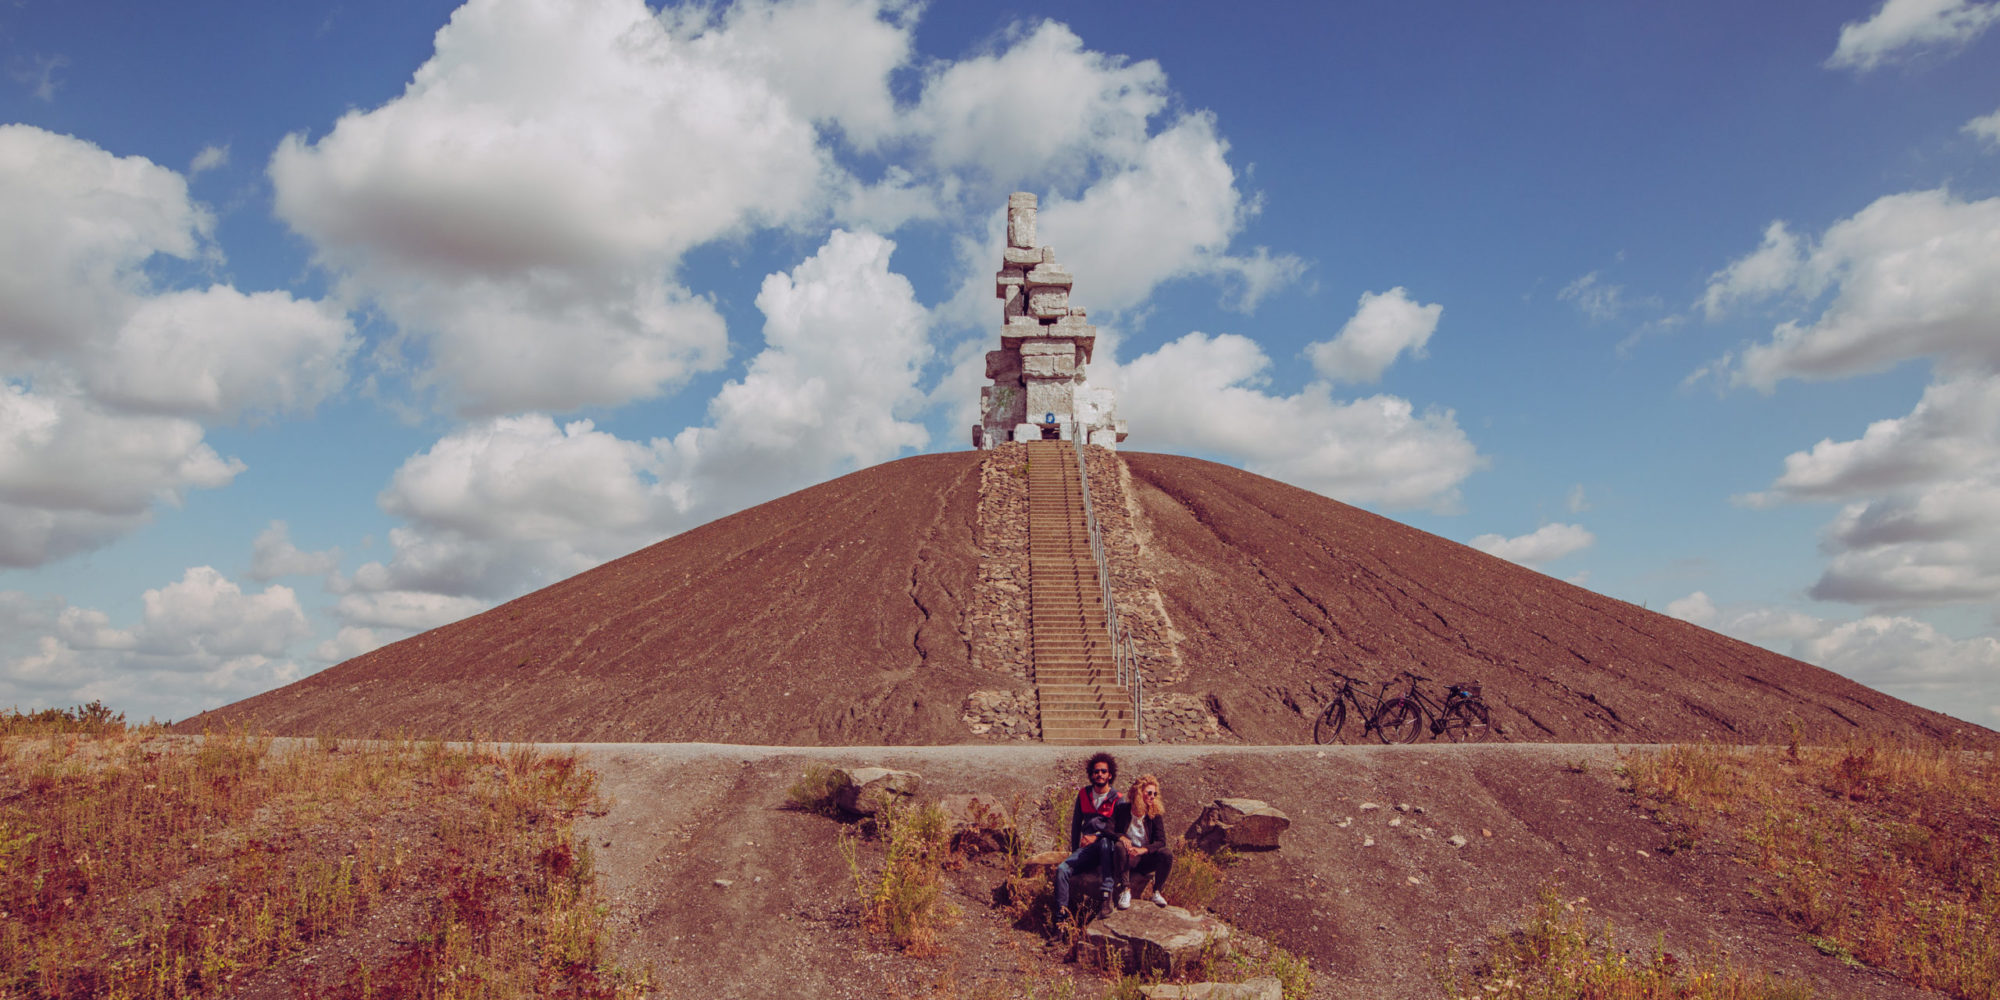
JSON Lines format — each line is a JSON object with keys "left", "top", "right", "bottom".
{"left": 974, "top": 192, "right": 1129, "bottom": 449}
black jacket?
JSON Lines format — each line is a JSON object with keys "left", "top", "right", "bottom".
{"left": 1109, "top": 800, "right": 1168, "bottom": 853}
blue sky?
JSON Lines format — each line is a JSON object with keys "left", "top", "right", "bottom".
{"left": 3, "top": 0, "right": 1998, "bottom": 727}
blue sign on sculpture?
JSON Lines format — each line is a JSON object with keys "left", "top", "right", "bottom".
{"left": 1044, "top": 412, "right": 1056, "bottom": 425}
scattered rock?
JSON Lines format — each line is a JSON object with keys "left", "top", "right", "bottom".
{"left": 1140, "top": 977, "right": 1280, "bottom": 1000}
{"left": 936, "top": 793, "right": 1016, "bottom": 855}
{"left": 1448, "top": 834, "right": 1468, "bottom": 848}
{"left": 1360, "top": 802, "right": 1380, "bottom": 811}
{"left": 1188, "top": 798, "right": 1290, "bottom": 851}
{"left": 830, "top": 766, "right": 920, "bottom": 817}
{"left": 712, "top": 878, "right": 733, "bottom": 888}
{"left": 1083, "top": 904, "right": 1231, "bottom": 976}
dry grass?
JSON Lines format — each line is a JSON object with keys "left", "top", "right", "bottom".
{"left": 1622, "top": 738, "right": 2000, "bottom": 999}
{"left": 0, "top": 707, "right": 647, "bottom": 999}
{"left": 1159, "top": 837, "right": 1226, "bottom": 912}
{"left": 835, "top": 799, "right": 961, "bottom": 955}
{"left": 1445, "top": 885, "right": 1813, "bottom": 1000}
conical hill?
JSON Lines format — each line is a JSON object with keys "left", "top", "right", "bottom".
{"left": 178, "top": 450, "right": 1990, "bottom": 747}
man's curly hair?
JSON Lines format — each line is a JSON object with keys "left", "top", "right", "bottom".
{"left": 1084, "top": 751, "right": 1119, "bottom": 783}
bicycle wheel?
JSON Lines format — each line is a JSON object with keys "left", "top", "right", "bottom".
{"left": 1372, "top": 699, "right": 1422, "bottom": 744}
{"left": 1440, "top": 701, "right": 1493, "bottom": 743}
{"left": 1313, "top": 701, "right": 1347, "bottom": 744}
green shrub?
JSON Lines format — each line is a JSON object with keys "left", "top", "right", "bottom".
{"left": 785, "top": 762, "right": 845, "bottom": 816}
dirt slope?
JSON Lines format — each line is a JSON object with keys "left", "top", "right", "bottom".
{"left": 181, "top": 450, "right": 1989, "bottom": 747}
{"left": 1118, "top": 453, "right": 1983, "bottom": 746}
{"left": 181, "top": 452, "right": 996, "bottom": 742}
{"left": 575, "top": 742, "right": 1941, "bottom": 1000}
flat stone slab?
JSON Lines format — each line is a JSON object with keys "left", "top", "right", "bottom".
{"left": 1189, "top": 798, "right": 1290, "bottom": 851}
{"left": 1141, "top": 977, "right": 1281, "bottom": 1000}
{"left": 1084, "top": 904, "right": 1231, "bottom": 976}
{"left": 830, "top": 766, "right": 919, "bottom": 817}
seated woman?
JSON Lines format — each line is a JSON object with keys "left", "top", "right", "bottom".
{"left": 1115, "top": 773, "right": 1174, "bottom": 908}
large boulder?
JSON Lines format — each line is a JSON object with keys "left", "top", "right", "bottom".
{"left": 1084, "top": 905, "right": 1231, "bottom": 976}
{"left": 830, "top": 766, "right": 920, "bottom": 817}
{"left": 1141, "top": 978, "right": 1281, "bottom": 1000}
{"left": 1188, "top": 798, "right": 1290, "bottom": 851}
{"left": 936, "top": 793, "right": 1016, "bottom": 855}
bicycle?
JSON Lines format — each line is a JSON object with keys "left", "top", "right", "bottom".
{"left": 1312, "top": 671, "right": 1406, "bottom": 745}
{"left": 1373, "top": 673, "right": 1494, "bottom": 743}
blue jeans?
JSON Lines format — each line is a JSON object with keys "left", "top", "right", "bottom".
{"left": 1053, "top": 837, "right": 1118, "bottom": 913}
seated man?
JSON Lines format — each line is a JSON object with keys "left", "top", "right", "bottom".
{"left": 1053, "top": 751, "right": 1123, "bottom": 921}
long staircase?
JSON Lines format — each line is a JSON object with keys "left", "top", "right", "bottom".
{"left": 1027, "top": 439, "right": 1140, "bottom": 745}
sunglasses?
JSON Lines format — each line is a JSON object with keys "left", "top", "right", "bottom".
{"left": 1090, "top": 767, "right": 1112, "bottom": 774}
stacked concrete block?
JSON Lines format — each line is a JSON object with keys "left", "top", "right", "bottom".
{"left": 974, "top": 192, "right": 1129, "bottom": 450}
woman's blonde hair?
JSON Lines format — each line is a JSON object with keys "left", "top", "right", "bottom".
{"left": 1128, "top": 773, "right": 1164, "bottom": 819}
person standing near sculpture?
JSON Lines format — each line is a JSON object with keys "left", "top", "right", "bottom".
{"left": 1113, "top": 773, "right": 1173, "bottom": 908}
{"left": 1053, "top": 751, "right": 1122, "bottom": 920}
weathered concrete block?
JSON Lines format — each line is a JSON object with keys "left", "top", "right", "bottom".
{"left": 1020, "top": 338, "right": 1072, "bottom": 357}
{"left": 983, "top": 384, "right": 1023, "bottom": 424}
{"left": 986, "top": 350, "right": 1022, "bottom": 381}
{"left": 1023, "top": 353, "right": 1077, "bottom": 378}
{"left": 1003, "top": 286, "right": 1028, "bottom": 320}
{"left": 1188, "top": 798, "right": 1291, "bottom": 851}
{"left": 1004, "top": 246, "right": 1043, "bottom": 265}
{"left": 1026, "top": 381, "right": 1074, "bottom": 418}
{"left": 1008, "top": 193, "right": 1037, "bottom": 248}
{"left": 1084, "top": 905, "right": 1232, "bottom": 976}
{"left": 1025, "top": 264, "right": 1074, "bottom": 287}
{"left": 1029, "top": 287, "right": 1069, "bottom": 317}
{"left": 831, "top": 766, "right": 920, "bottom": 817}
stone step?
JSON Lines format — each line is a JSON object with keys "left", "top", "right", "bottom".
{"left": 1042, "top": 730, "right": 1137, "bottom": 745}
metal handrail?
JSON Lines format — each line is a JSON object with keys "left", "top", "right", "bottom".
{"left": 1069, "top": 424, "right": 1144, "bottom": 741}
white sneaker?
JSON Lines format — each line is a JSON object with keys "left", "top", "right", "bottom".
{"left": 1150, "top": 891, "right": 1168, "bottom": 907}
{"left": 1116, "top": 887, "right": 1132, "bottom": 910}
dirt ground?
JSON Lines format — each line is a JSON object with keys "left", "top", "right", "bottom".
{"left": 570, "top": 741, "right": 1941, "bottom": 1000}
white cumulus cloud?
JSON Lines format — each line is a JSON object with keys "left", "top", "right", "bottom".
{"left": 1112, "top": 331, "right": 1480, "bottom": 510}
{"left": 0, "top": 569, "right": 312, "bottom": 721}
{"left": 905, "top": 20, "right": 1166, "bottom": 190}
{"left": 0, "top": 382, "right": 244, "bottom": 567}
{"left": 1739, "top": 373, "right": 2000, "bottom": 607}
{"left": 1827, "top": 0, "right": 2000, "bottom": 71}
{"left": 1967, "top": 107, "right": 2000, "bottom": 147}
{"left": 1307, "top": 287, "right": 1442, "bottom": 384}
{"left": 345, "top": 229, "right": 932, "bottom": 613}
{"left": 1701, "top": 190, "right": 2000, "bottom": 389}
{"left": 250, "top": 521, "right": 341, "bottom": 581}
{"left": 270, "top": 0, "right": 853, "bottom": 416}
{"left": 1665, "top": 591, "right": 1718, "bottom": 626}
{"left": 1468, "top": 523, "right": 1596, "bottom": 569}
{"left": 677, "top": 0, "right": 916, "bottom": 149}
{"left": 0, "top": 125, "right": 353, "bottom": 567}
{"left": 1694, "top": 597, "right": 2000, "bottom": 725}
